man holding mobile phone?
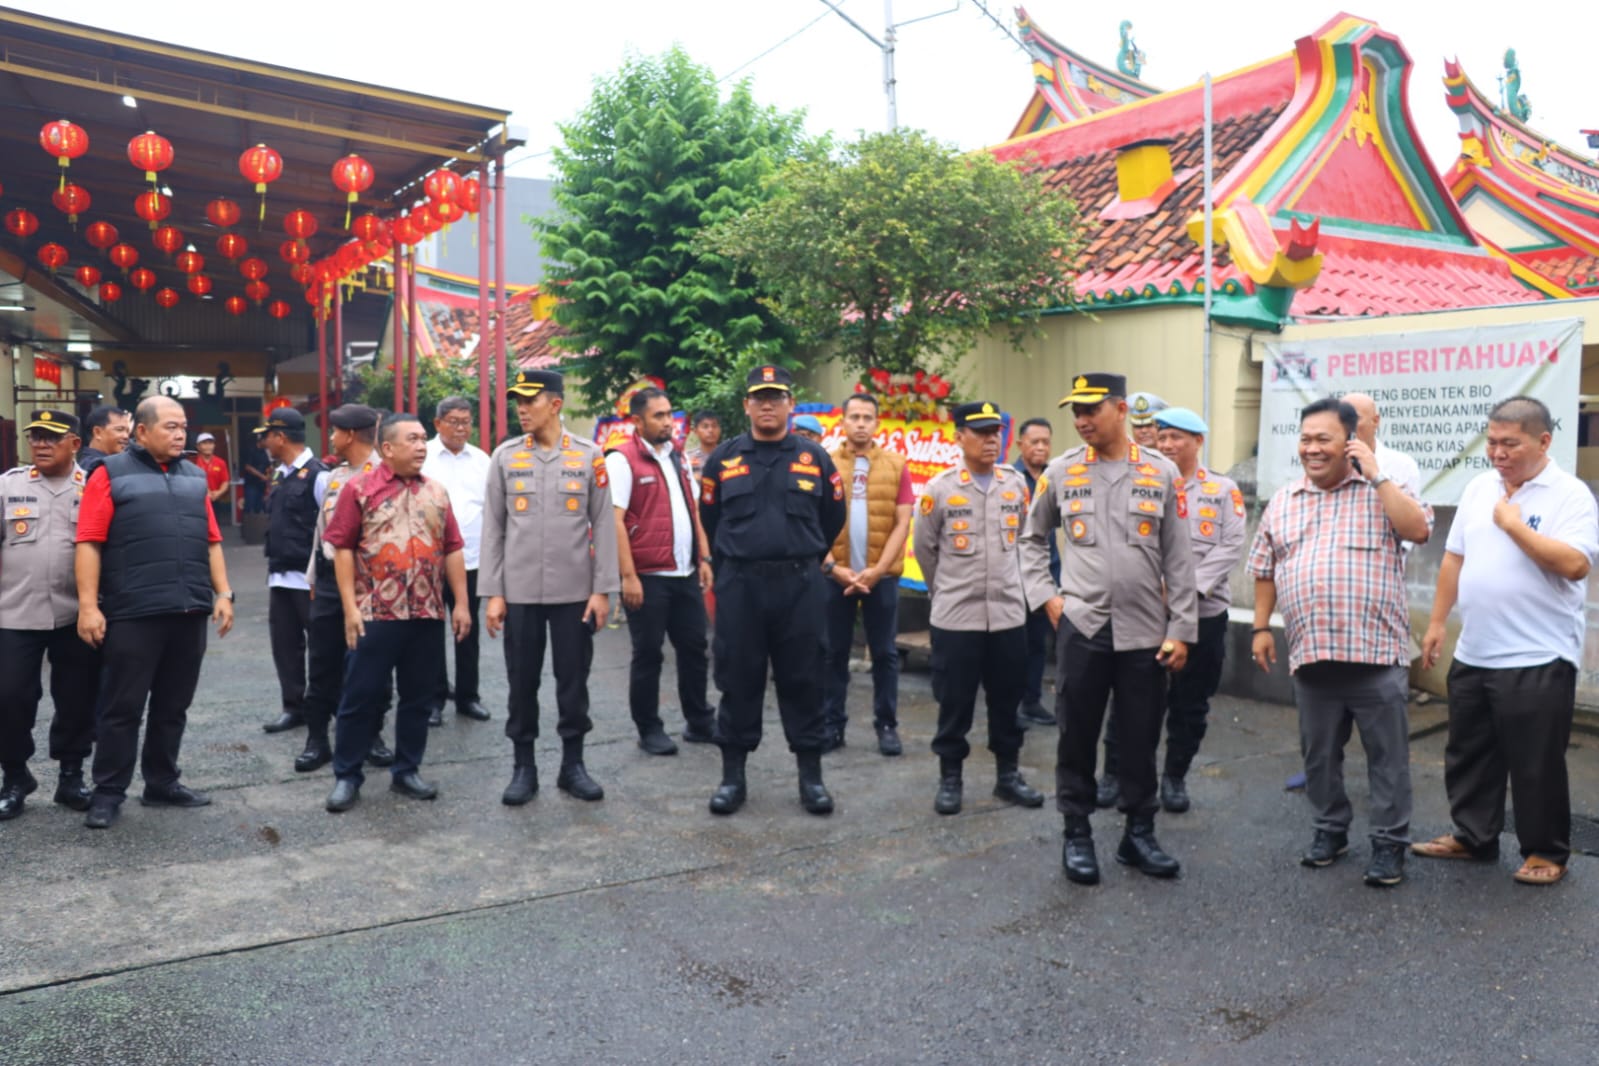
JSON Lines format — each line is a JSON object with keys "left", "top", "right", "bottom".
{"left": 481, "top": 370, "right": 619, "bottom": 808}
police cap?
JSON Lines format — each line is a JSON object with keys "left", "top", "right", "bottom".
{"left": 953, "top": 401, "right": 1004, "bottom": 430}
{"left": 746, "top": 365, "right": 794, "bottom": 394}
{"left": 1058, "top": 373, "right": 1127, "bottom": 407}
{"left": 1127, "top": 391, "right": 1170, "bottom": 426}
{"left": 254, "top": 408, "right": 306, "bottom": 434}
{"left": 25, "top": 409, "right": 79, "bottom": 436}
{"left": 508, "top": 368, "right": 564, "bottom": 398}
{"left": 328, "top": 404, "right": 380, "bottom": 431}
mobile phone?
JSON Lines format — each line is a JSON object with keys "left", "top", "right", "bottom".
{"left": 1350, "top": 455, "right": 1363, "bottom": 475}
{"left": 585, "top": 613, "right": 600, "bottom": 634}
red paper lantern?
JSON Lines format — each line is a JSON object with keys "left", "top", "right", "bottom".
{"left": 435, "top": 199, "right": 465, "bottom": 226}
{"left": 153, "top": 226, "right": 184, "bottom": 256}
{"left": 239, "top": 257, "right": 269, "bottom": 281}
{"left": 224, "top": 295, "right": 248, "bottom": 315}
{"left": 289, "top": 262, "right": 314, "bottom": 285}
{"left": 134, "top": 191, "right": 171, "bottom": 231}
{"left": 390, "top": 215, "right": 423, "bottom": 246}
{"left": 267, "top": 299, "right": 292, "bottom": 319}
{"left": 330, "top": 154, "right": 374, "bottom": 228}
{"left": 51, "top": 183, "right": 91, "bottom": 225}
{"left": 154, "top": 287, "right": 180, "bottom": 309}
{"left": 216, "top": 233, "right": 248, "bottom": 260}
{"left": 4, "top": 208, "right": 39, "bottom": 240}
{"left": 76, "top": 264, "right": 101, "bottom": 287}
{"left": 37, "top": 243, "right": 68, "bottom": 271}
{"left": 245, "top": 279, "right": 270, "bottom": 303}
{"left": 239, "top": 144, "right": 284, "bottom": 221}
{"left": 351, "top": 213, "right": 386, "bottom": 242}
{"left": 206, "top": 198, "right": 242, "bottom": 229}
{"left": 176, "top": 250, "right": 205, "bottom": 275}
{"left": 424, "top": 169, "right": 462, "bottom": 208}
{"left": 460, "top": 176, "right": 482, "bottom": 215}
{"left": 279, "top": 238, "right": 310, "bottom": 264}
{"left": 187, "top": 273, "right": 213, "bottom": 296}
{"left": 109, "top": 243, "right": 140, "bottom": 271}
{"left": 127, "top": 131, "right": 174, "bottom": 185}
{"left": 412, "top": 203, "right": 443, "bottom": 235}
{"left": 99, "top": 280, "right": 123, "bottom": 303}
{"left": 129, "top": 267, "right": 157, "bottom": 291}
{"left": 39, "top": 120, "right": 88, "bottom": 190}
{"left": 85, "top": 220, "right": 119, "bottom": 250}
{"left": 283, "top": 209, "right": 318, "bottom": 240}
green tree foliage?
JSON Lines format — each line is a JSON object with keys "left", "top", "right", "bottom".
{"left": 537, "top": 47, "right": 821, "bottom": 415}
{"left": 343, "top": 357, "right": 496, "bottom": 449}
{"left": 699, "top": 129, "right": 1084, "bottom": 380}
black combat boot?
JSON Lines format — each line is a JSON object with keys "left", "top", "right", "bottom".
{"left": 556, "top": 739, "right": 604, "bottom": 801}
{"left": 53, "top": 759, "right": 92, "bottom": 811}
{"left": 708, "top": 748, "right": 747, "bottom": 815}
{"left": 934, "top": 758, "right": 963, "bottom": 815}
{"left": 1116, "top": 812, "right": 1181, "bottom": 878}
{"left": 1062, "top": 815, "right": 1100, "bottom": 885}
{"left": 294, "top": 733, "right": 332, "bottom": 774}
{"left": 994, "top": 758, "right": 1045, "bottom": 808}
{"left": 502, "top": 743, "right": 538, "bottom": 806}
{"left": 1160, "top": 773, "right": 1190, "bottom": 813}
{"left": 796, "top": 751, "right": 833, "bottom": 815}
{"left": 0, "top": 765, "right": 38, "bottom": 821}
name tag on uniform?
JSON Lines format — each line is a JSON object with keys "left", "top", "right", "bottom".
{"left": 720, "top": 466, "right": 749, "bottom": 481}
{"left": 790, "top": 462, "right": 820, "bottom": 476}
{"left": 639, "top": 475, "right": 657, "bottom": 484}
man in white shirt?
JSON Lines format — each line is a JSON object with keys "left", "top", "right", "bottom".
{"left": 1418, "top": 395, "right": 1599, "bottom": 886}
{"left": 258, "top": 409, "right": 328, "bottom": 734}
{"left": 606, "top": 387, "right": 715, "bottom": 755}
{"left": 1343, "top": 392, "right": 1422, "bottom": 500}
{"left": 421, "top": 396, "right": 492, "bottom": 724}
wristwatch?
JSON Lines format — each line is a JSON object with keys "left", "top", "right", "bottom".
{"left": 216, "top": 590, "right": 236, "bottom": 602}
{"left": 1369, "top": 472, "right": 1391, "bottom": 487}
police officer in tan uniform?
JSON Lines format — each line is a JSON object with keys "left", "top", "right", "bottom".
{"left": 914, "top": 401, "right": 1046, "bottom": 816}
{"left": 1021, "top": 373, "right": 1198, "bottom": 885}
{"left": 0, "top": 411, "right": 97, "bottom": 819}
{"left": 482, "top": 369, "right": 619, "bottom": 807}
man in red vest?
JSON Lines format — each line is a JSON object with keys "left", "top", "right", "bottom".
{"left": 606, "top": 388, "right": 716, "bottom": 755}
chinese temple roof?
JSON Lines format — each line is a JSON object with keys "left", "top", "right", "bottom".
{"left": 993, "top": 12, "right": 1546, "bottom": 325}
{"left": 398, "top": 266, "right": 567, "bottom": 368}
{"left": 1010, "top": 8, "right": 1161, "bottom": 136}
{"left": 1444, "top": 58, "right": 1599, "bottom": 296}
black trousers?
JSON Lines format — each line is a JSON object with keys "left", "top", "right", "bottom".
{"left": 268, "top": 586, "right": 312, "bottom": 715}
{"left": 434, "top": 567, "right": 481, "bottom": 706}
{"left": 0, "top": 625, "right": 100, "bottom": 771}
{"left": 332, "top": 619, "right": 443, "bottom": 785}
{"left": 1105, "top": 612, "right": 1228, "bottom": 780}
{"left": 712, "top": 559, "right": 826, "bottom": 754}
{"left": 503, "top": 602, "right": 593, "bottom": 746}
{"left": 1445, "top": 658, "right": 1576, "bottom": 864}
{"left": 1023, "top": 606, "right": 1052, "bottom": 707}
{"left": 1054, "top": 620, "right": 1165, "bottom": 817}
{"left": 929, "top": 625, "right": 1026, "bottom": 764}
{"left": 625, "top": 573, "right": 712, "bottom": 735}
{"left": 91, "top": 612, "right": 207, "bottom": 800}
{"left": 822, "top": 578, "right": 901, "bottom": 734}
{"left": 304, "top": 608, "right": 393, "bottom": 739}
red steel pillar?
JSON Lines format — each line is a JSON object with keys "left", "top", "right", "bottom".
{"left": 333, "top": 282, "right": 345, "bottom": 408}
{"left": 406, "top": 247, "right": 419, "bottom": 415}
{"left": 493, "top": 149, "right": 508, "bottom": 445}
{"left": 316, "top": 297, "right": 329, "bottom": 455}
{"left": 391, "top": 249, "right": 405, "bottom": 413}
{"left": 477, "top": 165, "right": 491, "bottom": 446}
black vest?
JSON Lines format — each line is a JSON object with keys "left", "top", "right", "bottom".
{"left": 264, "top": 451, "right": 328, "bottom": 575}
{"left": 100, "top": 447, "right": 214, "bottom": 621}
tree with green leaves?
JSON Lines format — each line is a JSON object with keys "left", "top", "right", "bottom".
{"left": 699, "top": 129, "right": 1084, "bottom": 384}
{"left": 537, "top": 47, "right": 822, "bottom": 414}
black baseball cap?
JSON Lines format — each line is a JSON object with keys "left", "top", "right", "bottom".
{"left": 953, "top": 401, "right": 1004, "bottom": 430}
{"left": 254, "top": 408, "right": 306, "bottom": 434}
{"left": 746, "top": 365, "right": 794, "bottom": 394}
{"left": 26, "top": 409, "right": 79, "bottom": 435}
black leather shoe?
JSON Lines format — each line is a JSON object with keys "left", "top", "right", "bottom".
{"left": 456, "top": 699, "right": 491, "bottom": 721}
{"left": 681, "top": 721, "right": 717, "bottom": 745}
{"left": 638, "top": 730, "right": 679, "bottom": 756}
{"left": 1020, "top": 701, "right": 1056, "bottom": 726}
{"left": 0, "top": 769, "right": 38, "bottom": 821}
{"left": 427, "top": 704, "right": 444, "bottom": 728}
{"left": 1095, "top": 776, "right": 1120, "bottom": 809}
{"left": 140, "top": 783, "right": 211, "bottom": 808}
{"left": 366, "top": 737, "right": 395, "bottom": 768}
{"left": 53, "top": 762, "right": 93, "bottom": 811}
{"left": 1300, "top": 829, "right": 1350, "bottom": 868}
{"left": 933, "top": 774, "right": 963, "bottom": 815}
{"left": 1364, "top": 841, "right": 1406, "bottom": 887}
{"left": 263, "top": 711, "right": 304, "bottom": 734}
{"left": 557, "top": 762, "right": 604, "bottom": 801}
{"left": 1160, "top": 774, "right": 1191, "bottom": 813}
{"left": 502, "top": 764, "right": 538, "bottom": 806}
{"left": 326, "top": 778, "right": 360, "bottom": 812}
{"left": 1062, "top": 817, "right": 1100, "bottom": 885}
{"left": 875, "top": 725, "right": 903, "bottom": 757}
{"left": 709, "top": 749, "right": 747, "bottom": 815}
{"left": 294, "top": 735, "right": 332, "bottom": 773}
{"left": 390, "top": 772, "right": 438, "bottom": 800}
{"left": 1116, "top": 815, "right": 1181, "bottom": 878}
{"left": 796, "top": 752, "right": 833, "bottom": 815}
{"left": 84, "top": 795, "right": 120, "bottom": 828}
{"left": 994, "top": 769, "right": 1046, "bottom": 808}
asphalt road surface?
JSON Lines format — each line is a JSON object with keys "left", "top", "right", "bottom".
{"left": 2, "top": 539, "right": 1597, "bottom": 1064}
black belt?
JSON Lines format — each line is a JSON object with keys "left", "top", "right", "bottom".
{"left": 723, "top": 557, "right": 814, "bottom": 577}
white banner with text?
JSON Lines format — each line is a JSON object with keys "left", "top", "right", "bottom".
{"left": 1259, "top": 318, "right": 1583, "bottom": 504}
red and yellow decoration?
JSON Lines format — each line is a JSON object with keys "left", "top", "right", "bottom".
{"left": 85, "top": 220, "right": 119, "bottom": 251}
{"left": 4, "top": 208, "right": 39, "bottom": 240}
{"left": 134, "top": 190, "right": 171, "bottom": 231}
{"left": 127, "top": 131, "right": 174, "bottom": 187}
{"left": 206, "top": 198, "right": 242, "bottom": 229}
{"left": 239, "top": 143, "right": 283, "bottom": 222}
{"left": 154, "top": 286, "right": 180, "bottom": 309}
{"left": 330, "top": 154, "right": 374, "bottom": 228}
{"left": 51, "top": 183, "right": 90, "bottom": 226}
{"left": 39, "top": 119, "right": 88, "bottom": 192}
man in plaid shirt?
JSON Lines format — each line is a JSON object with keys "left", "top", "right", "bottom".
{"left": 1249, "top": 397, "right": 1433, "bottom": 887}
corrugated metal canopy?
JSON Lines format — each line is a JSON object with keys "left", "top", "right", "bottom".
{"left": 0, "top": 4, "right": 511, "bottom": 349}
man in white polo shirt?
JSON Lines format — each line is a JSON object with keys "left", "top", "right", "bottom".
{"left": 1418, "top": 395, "right": 1599, "bottom": 886}
{"left": 1343, "top": 393, "right": 1422, "bottom": 502}
{"left": 421, "top": 395, "right": 492, "bottom": 725}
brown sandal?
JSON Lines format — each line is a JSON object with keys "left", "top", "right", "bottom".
{"left": 1513, "top": 856, "right": 1566, "bottom": 885}
{"left": 1411, "top": 833, "right": 1497, "bottom": 861}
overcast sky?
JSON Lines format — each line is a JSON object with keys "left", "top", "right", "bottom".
{"left": 17, "top": 0, "right": 1598, "bottom": 185}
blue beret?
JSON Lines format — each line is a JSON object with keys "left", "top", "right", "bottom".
{"left": 1154, "top": 406, "right": 1208, "bottom": 434}
{"left": 792, "top": 414, "right": 824, "bottom": 434}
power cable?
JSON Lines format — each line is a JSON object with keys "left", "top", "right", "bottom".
{"left": 719, "top": 8, "right": 836, "bottom": 83}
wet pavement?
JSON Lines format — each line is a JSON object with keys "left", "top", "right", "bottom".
{"left": 2, "top": 538, "right": 1598, "bottom": 1064}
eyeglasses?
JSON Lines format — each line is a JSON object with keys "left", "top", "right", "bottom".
{"left": 438, "top": 417, "right": 473, "bottom": 428}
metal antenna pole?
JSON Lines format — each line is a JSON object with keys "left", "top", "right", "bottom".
{"left": 883, "top": 0, "right": 897, "bottom": 129}
{"left": 1202, "top": 72, "right": 1214, "bottom": 466}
